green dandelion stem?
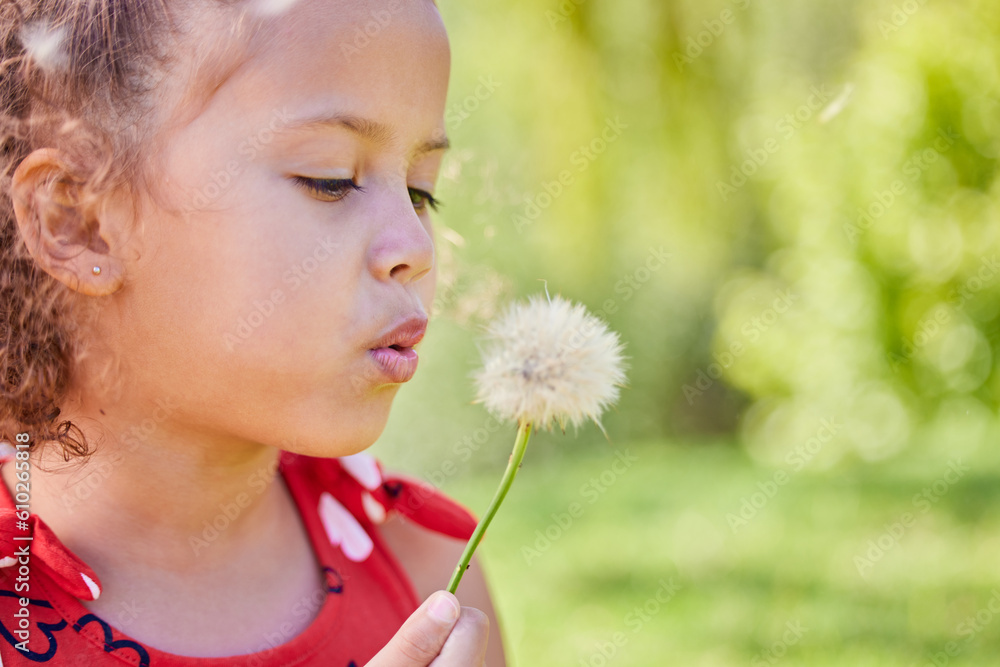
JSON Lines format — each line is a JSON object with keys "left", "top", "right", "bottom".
{"left": 447, "top": 420, "right": 533, "bottom": 595}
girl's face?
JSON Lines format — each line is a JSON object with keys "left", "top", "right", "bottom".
{"left": 105, "top": 0, "right": 451, "bottom": 456}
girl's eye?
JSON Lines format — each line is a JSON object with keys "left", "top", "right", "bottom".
{"left": 409, "top": 187, "right": 441, "bottom": 213}
{"left": 293, "top": 177, "right": 364, "bottom": 202}
{"left": 292, "top": 176, "right": 440, "bottom": 212}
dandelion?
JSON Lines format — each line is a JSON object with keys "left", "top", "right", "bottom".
{"left": 473, "top": 293, "right": 627, "bottom": 434}
{"left": 447, "top": 292, "right": 627, "bottom": 594}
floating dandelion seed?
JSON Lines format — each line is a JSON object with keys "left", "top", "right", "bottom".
{"left": 473, "top": 293, "right": 627, "bottom": 433}
{"left": 248, "top": 0, "right": 302, "bottom": 16}
{"left": 447, "top": 292, "right": 628, "bottom": 594}
{"left": 20, "top": 21, "right": 68, "bottom": 72}
{"left": 818, "top": 83, "right": 855, "bottom": 124}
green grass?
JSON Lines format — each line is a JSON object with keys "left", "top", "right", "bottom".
{"left": 436, "top": 439, "right": 1000, "bottom": 666}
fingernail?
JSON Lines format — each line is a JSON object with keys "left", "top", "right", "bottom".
{"left": 428, "top": 592, "right": 459, "bottom": 624}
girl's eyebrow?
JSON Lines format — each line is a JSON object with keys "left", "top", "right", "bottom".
{"left": 282, "top": 112, "right": 450, "bottom": 157}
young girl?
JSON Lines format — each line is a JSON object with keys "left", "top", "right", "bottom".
{"left": 0, "top": 0, "right": 503, "bottom": 664}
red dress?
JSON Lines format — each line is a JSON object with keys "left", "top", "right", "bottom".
{"left": 0, "top": 451, "right": 476, "bottom": 666}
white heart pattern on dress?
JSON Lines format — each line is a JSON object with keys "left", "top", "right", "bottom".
{"left": 318, "top": 491, "right": 374, "bottom": 562}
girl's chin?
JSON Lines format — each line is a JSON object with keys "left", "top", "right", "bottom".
{"left": 278, "top": 416, "right": 390, "bottom": 459}
{"left": 279, "top": 437, "right": 379, "bottom": 460}
{"left": 258, "top": 385, "right": 400, "bottom": 457}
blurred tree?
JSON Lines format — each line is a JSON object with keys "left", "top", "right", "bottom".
{"left": 378, "top": 0, "right": 1000, "bottom": 470}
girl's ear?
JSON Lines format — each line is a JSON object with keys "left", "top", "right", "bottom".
{"left": 10, "top": 147, "right": 126, "bottom": 296}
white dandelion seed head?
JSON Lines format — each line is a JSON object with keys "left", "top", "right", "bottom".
{"left": 20, "top": 21, "right": 69, "bottom": 72}
{"left": 473, "top": 293, "right": 628, "bottom": 433}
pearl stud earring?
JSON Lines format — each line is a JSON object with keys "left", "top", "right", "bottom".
{"left": 92, "top": 266, "right": 101, "bottom": 275}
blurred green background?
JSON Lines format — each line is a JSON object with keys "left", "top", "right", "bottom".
{"left": 371, "top": 0, "right": 1000, "bottom": 664}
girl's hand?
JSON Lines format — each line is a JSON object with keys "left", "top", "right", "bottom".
{"left": 367, "top": 591, "right": 490, "bottom": 666}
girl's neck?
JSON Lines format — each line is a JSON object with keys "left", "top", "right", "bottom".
{"left": 7, "top": 405, "right": 290, "bottom": 574}
{"left": 0, "top": 406, "right": 330, "bottom": 656}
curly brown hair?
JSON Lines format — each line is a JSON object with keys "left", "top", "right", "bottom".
{"left": 0, "top": 0, "right": 258, "bottom": 460}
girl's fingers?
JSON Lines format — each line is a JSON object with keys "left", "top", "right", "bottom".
{"left": 367, "top": 591, "right": 464, "bottom": 666}
{"left": 432, "top": 605, "right": 489, "bottom": 667}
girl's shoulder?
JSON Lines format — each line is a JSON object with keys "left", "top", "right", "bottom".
{"left": 300, "top": 452, "right": 505, "bottom": 666}
{"left": 0, "top": 452, "right": 478, "bottom": 666}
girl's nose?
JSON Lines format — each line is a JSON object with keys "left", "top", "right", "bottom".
{"left": 367, "top": 185, "right": 435, "bottom": 285}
